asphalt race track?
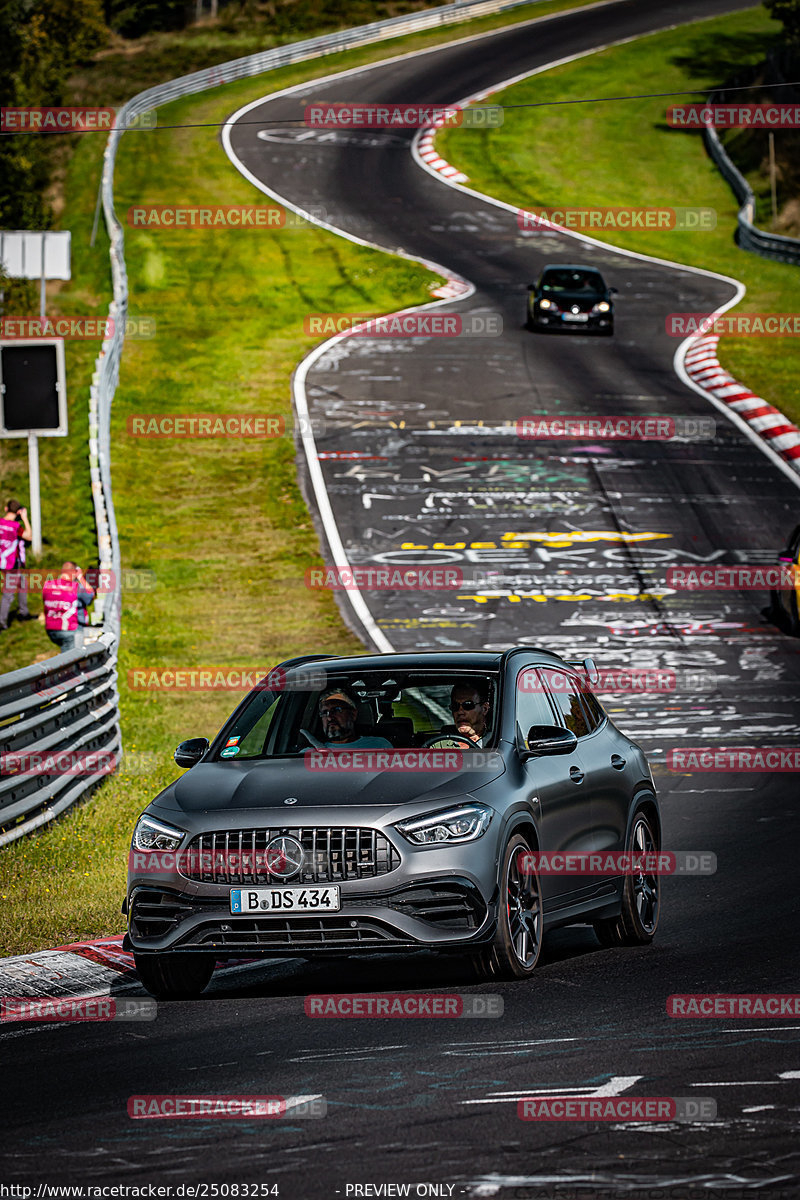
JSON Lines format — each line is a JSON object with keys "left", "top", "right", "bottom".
{"left": 3, "top": 1, "right": 800, "bottom": 1196}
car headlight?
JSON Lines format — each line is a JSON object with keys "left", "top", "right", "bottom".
{"left": 395, "top": 804, "right": 493, "bottom": 845}
{"left": 133, "top": 815, "right": 185, "bottom": 852}
{"left": 539, "top": 298, "right": 552, "bottom": 309}
{"left": 593, "top": 301, "right": 611, "bottom": 313}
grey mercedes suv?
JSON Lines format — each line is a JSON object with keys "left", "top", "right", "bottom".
{"left": 125, "top": 648, "right": 661, "bottom": 998}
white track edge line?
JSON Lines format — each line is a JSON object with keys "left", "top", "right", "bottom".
{"left": 408, "top": 27, "right": 800, "bottom": 492}
{"left": 220, "top": 2, "right": 645, "bottom": 652}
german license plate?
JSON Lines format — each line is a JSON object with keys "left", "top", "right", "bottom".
{"left": 562, "top": 312, "right": 589, "bottom": 323}
{"left": 230, "top": 886, "right": 341, "bottom": 914}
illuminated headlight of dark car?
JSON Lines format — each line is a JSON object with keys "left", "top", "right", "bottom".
{"left": 592, "top": 301, "right": 611, "bottom": 313}
{"left": 395, "top": 804, "right": 493, "bottom": 845}
{"left": 132, "top": 814, "right": 185, "bottom": 852}
{"left": 538, "top": 298, "right": 554, "bottom": 310}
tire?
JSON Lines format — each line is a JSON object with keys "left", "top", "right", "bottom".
{"left": 593, "top": 809, "right": 660, "bottom": 948}
{"left": 134, "top": 951, "right": 215, "bottom": 1000}
{"left": 473, "top": 834, "right": 543, "bottom": 980}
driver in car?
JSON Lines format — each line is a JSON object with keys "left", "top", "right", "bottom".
{"left": 319, "top": 689, "right": 392, "bottom": 749}
{"left": 448, "top": 680, "right": 491, "bottom": 746}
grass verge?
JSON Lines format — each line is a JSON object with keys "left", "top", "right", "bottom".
{"left": 0, "top": 0, "right": 611, "bottom": 679}
{"left": 0, "top": 0, "right": 606, "bottom": 955}
{"left": 437, "top": 6, "right": 800, "bottom": 426}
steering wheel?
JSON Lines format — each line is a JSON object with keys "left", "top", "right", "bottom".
{"left": 298, "top": 727, "right": 326, "bottom": 750}
{"left": 421, "top": 733, "right": 479, "bottom": 750}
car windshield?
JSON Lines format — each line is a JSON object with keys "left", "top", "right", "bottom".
{"left": 541, "top": 269, "right": 604, "bottom": 293}
{"left": 214, "top": 668, "right": 500, "bottom": 760}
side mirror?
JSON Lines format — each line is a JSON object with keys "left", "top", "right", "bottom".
{"left": 523, "top": 725, "right": 578, "bottom": 757}
{"left": 609, "top": 286, "right": 619, "bottom": 295}
{"left": 527, "top": 283, "right": 535, "bottom": 291}
{"left": 174, "top": 737, "right": 209, "bottom": 768}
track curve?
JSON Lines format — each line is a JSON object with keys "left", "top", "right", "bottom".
{"left": 3, "top": 2, "right": 800, "bottom": 1194}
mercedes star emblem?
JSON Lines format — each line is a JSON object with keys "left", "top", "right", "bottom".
{"left": 265, "top": 835, "right": 304, "bottom": 880}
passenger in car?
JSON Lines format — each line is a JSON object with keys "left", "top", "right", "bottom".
{"left": 448, "top": 680, "right": 491, "bottom": 746}
{"left": 319, "top": 689, "right": 392, "bottom": 748}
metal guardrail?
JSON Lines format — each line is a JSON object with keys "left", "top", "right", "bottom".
{"left": 703, "top": 98, "right": 800, "bottom": 267}
{"left": 0, "top": 633, "right": 119, "bottom": 845}
{"left": 0, "top": 0, "right": 542, "bottom": 846}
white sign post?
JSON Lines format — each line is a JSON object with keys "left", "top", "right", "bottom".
{"left": 0, "top": 230, "right": 71, "bottom": 557}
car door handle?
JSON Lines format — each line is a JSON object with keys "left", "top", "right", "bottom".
{"left": 611, "top": 754, "right": 626, "bottom": 770}
{"left": 569, "top": 766, "right": 584, "bottom": 784}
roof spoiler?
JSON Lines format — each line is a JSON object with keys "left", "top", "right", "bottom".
{"left": 566, "top": 657, "right": 599, "bottom": 684}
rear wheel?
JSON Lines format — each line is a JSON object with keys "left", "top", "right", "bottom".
{"left": 593, "top": 809, "right": 660, "bottom": 947}
{"left": 134, "top": 952, "right": 215, "bottom": 1000}
{"left": 473, "top": 834, "right": 542, "bottom": 980}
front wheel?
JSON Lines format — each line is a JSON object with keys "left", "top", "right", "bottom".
{"left": 593, "top": 809, "right": 660, "bottom": 947}
{"left": 473, "top": 834, "right": 542, "bottom": 980}
{"left": 134, "top": 952, "right": 215, "bottom": 1000}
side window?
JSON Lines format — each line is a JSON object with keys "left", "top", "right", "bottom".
{"left": 235, "top": 694, "right": 280, "bottom": 757}
{"left": 515, "top": 667, "right": 558, "bottom": 743}
{"left": 581, "top": 689, "right": 607, "bottom": 732}
{"left": 539, "top": 669, "right": 590, "bottom": 738}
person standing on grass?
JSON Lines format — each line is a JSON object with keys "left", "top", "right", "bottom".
{"left": 42, "top": 562, "right": 96, "bottom": 652}
{"left": 0, "top": 499, "right": 35, "bottom": 631}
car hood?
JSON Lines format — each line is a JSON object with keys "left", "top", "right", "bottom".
{"left": 149, "top": 754, "right": 507, "bottom": 817}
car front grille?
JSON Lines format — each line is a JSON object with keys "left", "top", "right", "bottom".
{"left": 129, "top": 888, "right": 196, "bottom": 940}
{"left": 180, "top": 917, "right": 414, "bottom": 951}
{"left": 181, "top": 827, "right": 400, "bottom": 885}
{"left": 387, "top": 883, "right": 485, "bottom": 930}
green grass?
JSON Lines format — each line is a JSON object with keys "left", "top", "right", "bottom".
{"left": 0, "top": 0, "right": 606, "bottom": 679}
{"left": 437, "top": 6, "right": 800, "bottom": 426}
{"left": 0, "top": 0, "right": 607, "bottom": 955}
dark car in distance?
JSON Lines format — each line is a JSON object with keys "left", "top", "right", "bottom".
{"left": 125, "top": 648, "right": 661, "bottom": 999}
{"left": 527, "top": 264, "right": 616, "bottom": 334}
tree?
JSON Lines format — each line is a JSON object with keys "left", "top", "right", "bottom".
{"left": 103, "top": 0, "right": 189, "bottom": 37}
{"left": 0, "top": 0, "right": 107, "bottom": 228}
{"left": 764, "top": 0, "right": 800, "bottom": 44}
